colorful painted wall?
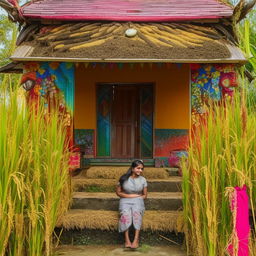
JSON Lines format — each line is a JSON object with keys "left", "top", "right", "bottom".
{"left": 74, "top": 63, "right": 190, "bottom": 158}
{"left": 191, "top": 64, "right": 238, "bottom": 125}
{"left": 19, "top": 61, "right": 239, "bottom": 166}
{"left": 21, "top": 62, "right": 75, "bottom": 148}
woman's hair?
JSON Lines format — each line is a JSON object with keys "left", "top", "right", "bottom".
{"left": 119, "top": 159, "right": 144, "bottom": 188}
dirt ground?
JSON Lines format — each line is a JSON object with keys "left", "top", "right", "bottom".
{"left": 55, "top": 245, "right": 186, "bottom": 256}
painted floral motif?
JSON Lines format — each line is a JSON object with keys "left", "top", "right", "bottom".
{"left": 132, "top": 211, "right": 141, "bottom": 225}
{"left": 191, "top": 64, "right": 238, "bottom": 115}
{"left": 120, "top": 214, "right": 131, "bottom": 225}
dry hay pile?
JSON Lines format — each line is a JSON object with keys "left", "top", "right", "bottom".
{"left": 84, "top": 166, "right": 169, "bottom": 179}
{"left": 57, "top": 209, "right": 184, "bottom": 233}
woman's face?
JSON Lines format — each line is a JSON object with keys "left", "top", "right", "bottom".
{"left": 132, "top": 164, "right": 144, "bottom": 176}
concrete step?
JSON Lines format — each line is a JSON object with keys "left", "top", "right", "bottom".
{"left": 72, "top": 177, "right": 182, "bottom": 192}
{"left": 55, "top": 228, "right": 185, "bottom": 247}
{"left": 71, "top": 192, "right": 183, "bottom": 211}
{"left": 57, "top": 209, "right": 183, "bottom": 232}
{"left": 166, "top": 167, "right": 182, "bottom": 176}
{"left": 87, "top": 158, "right": 155, "bottom": 167}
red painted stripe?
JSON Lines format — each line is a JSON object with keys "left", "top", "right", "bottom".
{"left": 21, "top": 14, "right": 223, "bottom": 21}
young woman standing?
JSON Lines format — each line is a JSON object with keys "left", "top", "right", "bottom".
{"left": 116, "top": 160, "right": 148, "bottom": 249}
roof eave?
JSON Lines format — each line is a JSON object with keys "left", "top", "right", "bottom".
{"left": 0, "top": 62, "right": 23, "bottom": 74}
{"left": 10, "top": 56, "right": 247, "bottom": 64}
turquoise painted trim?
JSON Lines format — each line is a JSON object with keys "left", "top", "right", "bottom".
{"left": 141, "top": 86, "right": 153, "bottom": 158}
{"left": 97, "top": 85, "right": 111, "bottom": 157}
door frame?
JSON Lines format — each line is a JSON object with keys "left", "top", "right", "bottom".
{"left": 96, "top": 82, "right": 155, "bottom": 159}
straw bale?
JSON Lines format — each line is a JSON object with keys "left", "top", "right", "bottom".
{"left": 84, "top": 167, "right": 169, "bottom": 179}
{"left": 57, "top": 210, "right": 184, "bottom": 232}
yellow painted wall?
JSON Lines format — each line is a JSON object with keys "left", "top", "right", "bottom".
{"left": 74, "top": 63, "right": 190, "bottom": 129}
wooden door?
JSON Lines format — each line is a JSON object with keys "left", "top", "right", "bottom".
{"left": 111, "top": 86, "right": 139, "bottom": 158}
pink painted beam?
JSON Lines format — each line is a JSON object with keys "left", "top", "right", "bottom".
{"left": 21, "top": 0, "right": 233, "bottom": 21}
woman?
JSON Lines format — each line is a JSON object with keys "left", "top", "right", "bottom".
{"left": 116, "top": 159, "right": 148, "bottom": 249}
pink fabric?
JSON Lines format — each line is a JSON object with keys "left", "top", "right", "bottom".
{"left": 168, "top": 152, "right": 180, "bottom": 167}
{"left": 228, "top": 185, "right": 250, "bottom": 256}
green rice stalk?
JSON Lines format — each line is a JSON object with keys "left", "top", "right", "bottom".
{"left": 0, "top": 81, "right": 72, "bottom": 256}
{"left": 182, "top": 92, "right": 256, "bottom": 255}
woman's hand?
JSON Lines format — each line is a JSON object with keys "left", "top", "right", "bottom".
{"left": 116, "top": 186, "right": 142, "bottom": 198}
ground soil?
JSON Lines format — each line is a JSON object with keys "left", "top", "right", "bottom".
{"left": 55, "top": 245, "right": 186, "bottom": 256}
{"left": 55, "top": 228, "right": 184, "bottom": 246}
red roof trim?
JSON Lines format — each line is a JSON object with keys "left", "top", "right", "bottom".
{"left": 21, "top": 0, "right": 234, "bottom": 22}
{"left": 22, "top": 15, "right": 223, "bottom": 21}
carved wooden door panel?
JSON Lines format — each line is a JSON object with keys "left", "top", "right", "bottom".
{"left": 111, "top": 86, "right": 139, "bottom": 158}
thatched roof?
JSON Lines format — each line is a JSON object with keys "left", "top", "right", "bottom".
{"left": 10, "top": 22, "right": 246, "bottom": 63}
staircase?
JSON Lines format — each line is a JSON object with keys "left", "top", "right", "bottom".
{"left": 56, "top": 166, "right": 184, "bottom": 245}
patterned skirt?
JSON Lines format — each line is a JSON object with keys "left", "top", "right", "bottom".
{"left": 118, "top": 197, "right": 145, "bottom": 232}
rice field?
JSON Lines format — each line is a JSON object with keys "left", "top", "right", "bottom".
{"left": 0, "top": 82, "right": 71, "bottom": 256}
{"left": 182, "top": 91, "right": 256, "bottom": 256}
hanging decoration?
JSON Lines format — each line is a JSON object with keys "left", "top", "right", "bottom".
{"left": 225, "top": 185, "right": 250, "bottom": 256}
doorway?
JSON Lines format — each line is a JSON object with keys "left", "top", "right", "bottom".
{"left": 96, "top": 83, "right": 153, "bottom": 159}
{"left": 111, "top": 85, "right": 139, "bottom": 158}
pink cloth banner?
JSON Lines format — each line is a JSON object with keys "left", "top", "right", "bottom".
{"left": 227, "top": 185, "right": 250, "bottom": 256}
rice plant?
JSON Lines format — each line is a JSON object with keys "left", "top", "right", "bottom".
{"left": 182, "top": 92, "right": 256, "bottom": 256}
{"left": 0, "top": 82, "right": 71, "bottom": 256}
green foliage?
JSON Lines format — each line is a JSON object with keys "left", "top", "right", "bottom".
{"left": 137, "top": 244, "right": 151, "bottom": 253}
{"left": 239, "top": 16, "right": 256, "bottom": 75}
{"left": 0, "top": 14, "right": 20, "bottom": 85}
{"left": 0, "top": 82, "right": 72, "bottom": 256}
{"left": 237, "top": 14, "right": 256, "bottom": 113}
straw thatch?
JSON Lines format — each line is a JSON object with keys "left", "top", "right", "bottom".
{"left": 57, "top": 210, "right": 184, "bottom": 232}
{"left": 83, "top": 167, "right": 170, "bottom": 179}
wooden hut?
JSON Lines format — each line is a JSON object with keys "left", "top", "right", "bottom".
{"left": 0, "top": 0, "right": 249, "bottom": 167}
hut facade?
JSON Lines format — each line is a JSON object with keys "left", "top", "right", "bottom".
{"left": 0, "top": 0, "right": 247, "bottom": 167}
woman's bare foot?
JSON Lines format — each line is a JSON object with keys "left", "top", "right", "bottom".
{"left": 131, "top": 241, "right": 139, "bottom": 249}
{"left": 131, "top": 229, "right": 140, "bottom": 249}
{"left": 124, "top": 230, "right": 132, "bottom": 248}
{"left": 125, "top": 242, "right": 132, "bottom": 248}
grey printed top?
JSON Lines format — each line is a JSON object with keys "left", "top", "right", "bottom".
{"left": 119, "top": 176, "right": 147, "bottom": 194}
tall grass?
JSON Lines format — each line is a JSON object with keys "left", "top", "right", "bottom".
{"left": 0, "top": 82, "right": 71, "bottom": 256}
{"left": 238, "top": 18, "right": 256, "bottom": 114}
{"left": 182, "top": 93, "right": 256, "bottom": 256}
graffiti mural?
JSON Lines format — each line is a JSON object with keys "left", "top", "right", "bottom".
{"left": 191, "top": 64, "right": 238, "bottom": 114}
{"left": 74, "top": 129, "right": 95, "bottom": 158}
{"left": 21, "top": 62, "right": 75, "bottom": 147}
{"left": 155, "top": 129, "right": 189, "bottom": 157}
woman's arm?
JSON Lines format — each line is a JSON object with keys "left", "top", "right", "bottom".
{"left": 141, "top": 187, "right": 148, "bottom": 199}
{"left": 116, "top": 186, "right": 142, "bottom": 198}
